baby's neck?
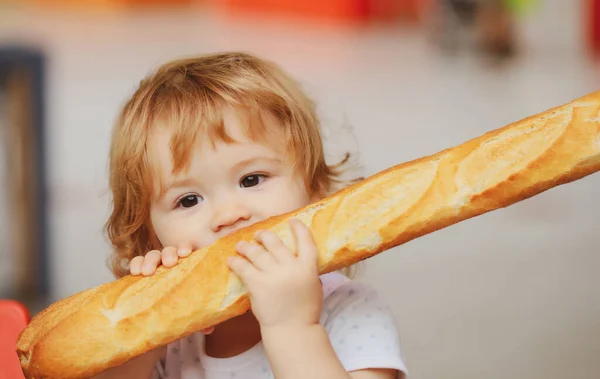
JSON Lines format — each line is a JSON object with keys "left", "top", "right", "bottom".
{"left": 204, "top": 311, "right": 262, "bottom": 358}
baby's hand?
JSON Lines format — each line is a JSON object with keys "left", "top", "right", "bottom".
{"left": 228, "top": 218, "right": 323, "bottom": 330}
{"left": 129, "top": 245, "right": 193, "bottom": 276}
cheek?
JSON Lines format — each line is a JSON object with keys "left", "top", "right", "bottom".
{"left": 150, "top": 208, "right": 215, "bottom": 249}
{"left": 261, "top": 178, "right": 311, "bottom": 214}
{"left": 150, "top": 216, "right": 178, "bottom": 247}
{"left": 289, "top": 177, "right": 312, "bottom": 207}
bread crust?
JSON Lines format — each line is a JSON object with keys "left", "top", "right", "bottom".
{"left": 16, "top": 91, "right": 600, "bottom": 378}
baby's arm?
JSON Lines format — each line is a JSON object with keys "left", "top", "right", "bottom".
{"left": 261, "top": 325, "right": 397, "bottom": 379}
{"left": 260, "top": 279, "right": 405, "bottom": 379}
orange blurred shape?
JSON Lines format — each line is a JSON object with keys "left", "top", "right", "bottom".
{"left": 0, "top": 300, "right": 30, "bottom": 379}
{"left": 214, "top": 0, "right": 371, "bottom": 23}
{"left": 211, "top": 0, "right": 426, "bottom": 25}
{"left": 587, "top": 0, "right": 600, "bottom": 56}
{"left": 20, "top": 0, "right": 195, "bottom": 11}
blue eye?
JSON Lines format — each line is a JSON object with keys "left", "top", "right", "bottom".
{"left": 240, "top": 174, "right": 265, "bottom": 188}
{"left": 177, "top": 195, "right": 201, "bottom": 208}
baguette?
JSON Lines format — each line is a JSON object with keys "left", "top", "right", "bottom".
{"left": 17, "top": 90, "right": 600, "bottom": 379}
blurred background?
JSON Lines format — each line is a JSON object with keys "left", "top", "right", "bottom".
{"left": 1, "top": 0, "right": 599, "bottom": 378}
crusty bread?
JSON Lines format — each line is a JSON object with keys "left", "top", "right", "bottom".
{"left": 16, "top": 91, "right": 600, "bottom": 378}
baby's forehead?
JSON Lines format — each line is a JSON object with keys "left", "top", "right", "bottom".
{"left": 146, "top": 117, "right": 292, "bottom": 181}
{"left": 149, "top": 112, "right": 288, "bottom": 158}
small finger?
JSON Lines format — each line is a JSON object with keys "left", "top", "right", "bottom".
{"left": 177, "top": 243, "right": 193, "bottom": 258}
{"left": 255, "top": 230, "right": 293, "bottom": 262}
{"left": 236, "top": 241, "right": 275, "bottom": 271}
{"left": 161, "top": 247, "right": 178, "bottom": 268}
{"left": 228, "top": 256, "right": 259, "bottom": 281}
{"left": 290, "top": 218, "right": 318, "bottom": 263}
{"left": 141, "top": 250, "right": 162, "bottom": 276}
{"left": 129, "top": 256, "right": 144, "bottom": 276}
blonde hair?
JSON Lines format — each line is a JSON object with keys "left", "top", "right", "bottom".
{"left": 106, "top": 51, "right": 363, "bottom": 279}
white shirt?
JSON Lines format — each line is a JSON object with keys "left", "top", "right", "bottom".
{"left": 154, "top": 272, "right": 407, "bottom": 378}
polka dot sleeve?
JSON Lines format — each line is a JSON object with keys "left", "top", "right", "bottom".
{"left": 320, "top": 280, "right": 408, "bottom": 376}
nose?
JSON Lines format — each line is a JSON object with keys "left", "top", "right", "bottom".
{"left": 210, "top": 197, "right": 252, "bottom": 234}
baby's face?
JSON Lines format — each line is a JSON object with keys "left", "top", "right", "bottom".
{"left": 148, "top": 108, "right": 312, "bottom": 251}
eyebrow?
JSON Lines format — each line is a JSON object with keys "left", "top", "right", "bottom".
{"left": 159, "top": 177, "right": 200, "bottom": 199}
{"left": 231, "top": 156, "right": 282, "bottom": 172}
{"left": 159, "top": 156, "right": 282, "bottom": 199}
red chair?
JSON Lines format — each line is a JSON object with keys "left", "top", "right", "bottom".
{"left": 0, "top": 300, "right": 30, "bottom": 379}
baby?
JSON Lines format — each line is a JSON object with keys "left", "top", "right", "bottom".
{"left": 96, "top": 52, "right": 407, "bottom": 379}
